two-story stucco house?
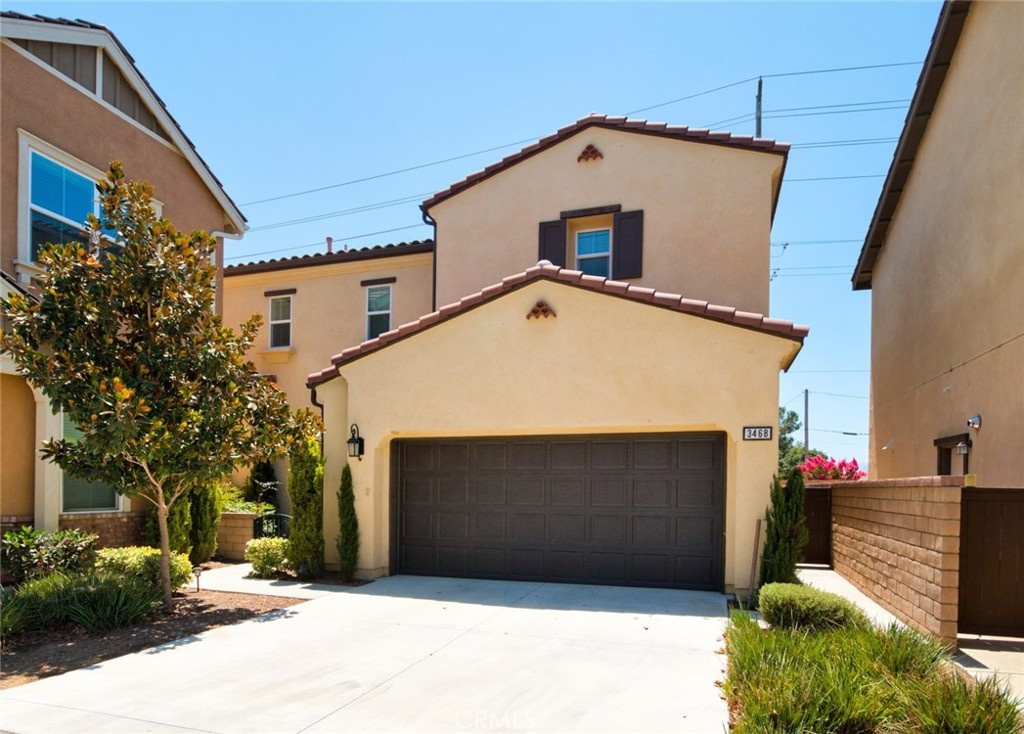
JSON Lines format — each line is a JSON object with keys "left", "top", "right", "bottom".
{"left": 0, "top": 13, "right": 246, "bottom": 544}
{"left": 227, "top": 114, "right": 808, "bottom": 595}
{"left": 852, "top": 0, "right": 1023, "bottom": 489}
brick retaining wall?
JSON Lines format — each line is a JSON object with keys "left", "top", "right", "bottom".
{"left": 1, "top": 515, "right": 34, "bottom": 535}
{"left": 816, "top": 476, "right": 963, "bottom": 642}
{"left": 216, "top": 512, "right": 256, "bottom": 561}
{"left": 59, "top": 511, "right": 146, "bottom": 548}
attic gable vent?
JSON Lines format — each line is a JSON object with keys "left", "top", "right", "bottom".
{"left": 526, "top": 301, "right": 556, "bottom": 319}
{"left": 577, "top": 144, "right": 603, "bottom": 163}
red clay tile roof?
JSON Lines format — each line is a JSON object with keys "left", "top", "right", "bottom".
{"left": 224, "top": 240, "right": 434, "bottom": 276}
{"left": 852, "top": 1, "right": 971, "bottom": 290}
{"left": 307, "top": 260, "right": 809, "bottom": 387}
{"left": 420, "top": 113, "right": 791, "bottom": 213}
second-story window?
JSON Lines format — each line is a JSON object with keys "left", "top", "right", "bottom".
{"left": 575, "top": 228, "right": 611, "bottom": 277}
{"left": 29, "top": 150, "right": 97, "bottom": 262}
{"left": 269, "top": 295, "right": 292, "bottom": 348}
{"left": 367, "top": 285, "right": 391, "bottom": 340}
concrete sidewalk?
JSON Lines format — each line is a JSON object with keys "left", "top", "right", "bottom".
{"left": 798, "top": 567, "right": 1024, "bottom": 704}
{"left": 197, "top": 562, "right": 342, "bottom": 599}
{"left": 1, "top": 575, "right": 730, "bottom": 733}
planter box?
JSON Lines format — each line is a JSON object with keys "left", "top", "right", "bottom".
{"left": 216, "top": 512, "right": 257, "bottom": 561}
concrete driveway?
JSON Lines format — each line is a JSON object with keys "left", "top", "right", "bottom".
{"left": 0, "top": 576, "right": 729, "bottom": 733}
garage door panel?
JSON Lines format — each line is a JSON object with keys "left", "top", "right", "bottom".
{"left": 438, "top": 478, "right": 468, "bottom": 504}
{"left": 551, "top": 442, "right": 587, "bottom": 469}
{"left": 512, "top": 479, "right": 545, "bottom": 505}
{"left": 437, "top": 513, "right": 468, "bottom": 541}
{"left": 593, "top": 479, "right": 627, "bottom": 507}
{"left": 474, "top": 478, "right": 506, "bottom": 504}
{"left": 551, "top": 479, "right": 585, "bottom": 506}
{"left": 475, "top": 443, "right": 507, "bottom": 470}
{"left": 549, "top": 514, "right": 585, "bottom": 542}
{"left": 634, "top": 479, "right": 672, "bottom": 507}
{"left": 395, "top": 433, "right": 724, "bottom": 590}
{"left": 593, "top": 441, "right": 628, "bottom": 469}
{"left": 633, "top": 516, "right": 671, "bottom": 545}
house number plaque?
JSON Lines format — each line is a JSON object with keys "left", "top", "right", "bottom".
{"left": 743, "top": 426, "right": 773, "bottom": 440}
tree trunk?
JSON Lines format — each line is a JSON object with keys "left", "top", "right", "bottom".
{"left": 155, "top": 490, "right": 175, "bottom": 612}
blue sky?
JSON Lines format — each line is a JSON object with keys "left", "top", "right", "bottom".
{"left": 6, "top": 1, "right": 943, "bottom": 465}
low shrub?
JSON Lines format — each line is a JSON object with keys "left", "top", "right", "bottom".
{"left": 95, "top": 546, "right": 192, "bottom": 591}
{"left": 245, "top": 537, "right": 291, "bottom": 578}
{"left": 66, "top": 576, "right": 161, "bottom": 632}
{"left": 1, "top": 571, "right": 160, "bottom": 638}
{"left": 1, "top": 526, "right": 99, "bottom": 584}
{"left": 725, "top": 612, "right": 1022, "bottom": 734}
{"left": 758, "top": 582, "right": 869, "bottom": 631}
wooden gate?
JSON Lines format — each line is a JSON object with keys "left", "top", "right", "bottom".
{"left": 959, "top": 488, "right": 1024, "bottom": 637}
{"left": 802, "top": 484, "right": 832, "bottom": 566}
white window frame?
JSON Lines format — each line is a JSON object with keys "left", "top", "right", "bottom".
{"left": 59, "top": 411, "right": 126, "bottom": 514}
{"left": 16, "top": 130, "right": 161, "bottom": 283}
{"left": 366, "top": 285, "right": 392, "bottom": 340}
{"left": 268, "top": 295, "right": 292, "bottom": 349}
{"left": 575, "top": 227, "right": 613, "bottom": 277}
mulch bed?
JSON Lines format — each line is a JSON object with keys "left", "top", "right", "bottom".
{"left": 0, "top": 561, "right": 367, "bottom": 690}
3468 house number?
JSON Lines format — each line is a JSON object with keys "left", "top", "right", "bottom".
{"left": 743, "top": 426, "right": 773, "bottom": 440}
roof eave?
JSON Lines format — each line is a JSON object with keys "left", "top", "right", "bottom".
{"left": 851, "top": 0, "right": 971, "bottom": 291}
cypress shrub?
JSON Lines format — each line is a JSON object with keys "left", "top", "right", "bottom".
{"left": 336, "top": 464, "right": 360, "bottom": 581}
{"left": 189, "top": 481, "right": 223, "bottom": 564}
{"left": 287, "top": 438, "right": 324, "bottom": 579}
{"left": 758, "top": 467, "right": 809, "bottom": 587}
{"left": 144, "top": 492, "right": 193, "bottom": 557}
{"left": 246, "top": 460, "right": 280, "bottom": 509}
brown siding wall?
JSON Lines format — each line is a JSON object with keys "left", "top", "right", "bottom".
{"left": 823, "top": 476, "right": 962, "bottom": 641}
{"left": 216, "top": 512, "right": 256, "bottom": 561}
{"left": 1, "top": 44, "right": 229, "bottom": 273}
{"left": 59, "top": 510, "right": 145, "bottom": 548}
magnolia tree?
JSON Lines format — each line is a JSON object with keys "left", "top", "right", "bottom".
{"left": 1, "top": 163, "right": 320, "bottom": 609}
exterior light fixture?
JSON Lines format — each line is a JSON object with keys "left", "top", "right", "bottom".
{"left": 956, "top": 440, "right": 970, "bottom": 456}
{"left": 347, "top": 424, "right": 365, "bottom": 460}
{"left": 967, "top": 415, "right": 982, "bottom": 430}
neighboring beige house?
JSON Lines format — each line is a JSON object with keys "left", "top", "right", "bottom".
{"left": 0, "top": 13, "right": 246, "bottom": 543}
{"left": 853, "top": 0, "right": 1023, "bottom": 488}
{"left": 251, "top": 114, "right": 807, "bottom": 595}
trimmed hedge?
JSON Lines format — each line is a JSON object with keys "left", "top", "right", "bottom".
{"left": 245, "top": 537, "right": 291, "bottom": 578}
{"left": 95, "top": 546, "right": 193, "bottom": 591}
{"left": 758, "top": 582, "right": 869, "bottom": 631}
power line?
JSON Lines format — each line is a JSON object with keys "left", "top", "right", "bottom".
{"left": 248, "top": 192, "right": 433, "bottom": 232}
{"left": 240, "top": 60, "right": 923, "bottom": 208}
{"left": 224, "top": 223, "right": 429, "bottom": 262}
{"left": 811, "top": 390, "right": 868, "bottom": 400}
{"left": 786, "top": 174, "right": 885, "bottom": 182}
{"left": 771, "top": 239, "right": 862, "bottom": 246}
{"left": 765, "top": 99, "right": 910, "bottom": 114}
{"left": 790, "top": 137, "right": 899, "bottom": 149}
{"left": 788, "top": 369, "right": 869, "bottom": 373}
{"left": 811, "top": 428, "right": 869, "bottom": 436}
{"left": 705, "top": 102, "right": 908, "bottom": 129}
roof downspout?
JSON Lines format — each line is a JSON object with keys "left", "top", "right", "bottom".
{"left": 310, "top": 386, "right": 326, "bottom": 456}
{"left": 420, "top": 205, "right": 437, "bottom": 311}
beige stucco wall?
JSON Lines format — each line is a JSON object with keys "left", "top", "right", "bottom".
{"left": 1, "top": 373, "right": 35, "bottom": 517}
{"left": 222, "top": 253, "right": 434, "bottom": 415}
{"left": 318, "top": 279, "right": 798, "bottom": 593}
{"left": 428, "top": 127, "right": 783, "bottom": 314}
{"left": 868, "top": 1, "right": 1024, "bottom": 487}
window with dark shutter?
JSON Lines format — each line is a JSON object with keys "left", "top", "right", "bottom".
{"left": 538, "top": 219, "right": 567, "bottom": 266}
{"left": 612, "top": 210, "right": 644, "bottom": 279}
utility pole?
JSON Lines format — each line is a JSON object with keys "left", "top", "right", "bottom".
{"left": 803, "top": 388, "right": 809, "bottom": 461}
{"left": 755, "top": 77, "right": 763, "bottom": 137}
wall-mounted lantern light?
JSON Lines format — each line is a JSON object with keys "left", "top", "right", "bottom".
{"left": 967, "top": 415, "right": 982, "bottom": 430}
{"left": 347, "top": 424, "right": 365, "bottom": 460}
{"left": 956, "top": 440, "right": 970, "bottom": 456}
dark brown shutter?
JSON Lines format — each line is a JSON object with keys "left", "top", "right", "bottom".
{"left": 613, "top": 210, "right": 644, "bottom": 279}
{"left": 538, "top": 219, "right": 567, "bottom": 267}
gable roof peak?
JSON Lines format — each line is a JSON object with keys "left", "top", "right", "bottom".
{"left": 307, "top": 260, "right": 808, "bottom": 387}
{"left": 421, "top": 113, "right": 789, "bottom": 212}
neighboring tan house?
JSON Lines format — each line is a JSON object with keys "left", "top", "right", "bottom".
{"left": 262, "top": 114, "right": 808, "bottom": 595}
{"left": 853, "top": 0, "right": 1023, "bottom": 488}
{"left": 0, "top": 13, "right": 246, "bottom": 543}
{"left": 221, "top": 240, "right": 434, "bottom": 511}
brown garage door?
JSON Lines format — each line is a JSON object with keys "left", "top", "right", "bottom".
{"left": 391, "top": 433, "right": 725, "bottom": 590}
